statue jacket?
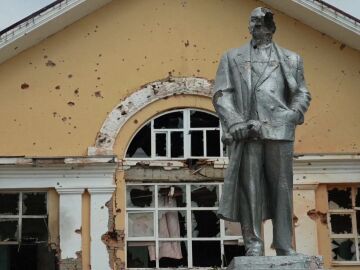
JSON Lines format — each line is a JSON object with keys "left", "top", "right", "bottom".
{"left": 213, "top": 42, "right": 311, "bottom": 222}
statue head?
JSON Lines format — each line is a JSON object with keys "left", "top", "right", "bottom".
{"left": 248, "top": 7, "right": 276, "bottom": 43}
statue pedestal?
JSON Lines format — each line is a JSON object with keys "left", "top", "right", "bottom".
{"left": 227, "top": 256, "right": 324, "bottom": 270}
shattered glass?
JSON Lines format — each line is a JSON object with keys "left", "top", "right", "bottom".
{"left": 127, "top": 185, "right": 154, "bottom": 208}
{"left": 328, "top": 187, "right": 352, "bottom": 209}
{"left": 154, "top": 111, "right": 183, "bottom": 129}
{"left": 126, "top": 123, "right": 151, "bottom": 158}
{"left": 191, "top": 185, "right": 218, "bottom": 207}
{"left": 0, "top": 219, "right": 18, "bottom": 242}
{"left": 127, "top": 241, "right": 155, "bottom": 268}
{"left": 192, "top": 210, "right": 220, "bottom": 237}
{"left": 330, "top": 214, "right": 352, "bottom": 234}
{"left": 332, "top": 238, "right": 356, "bottom": 261}
{"left": 158, "top": 185, "right": 186, "bottom": 207}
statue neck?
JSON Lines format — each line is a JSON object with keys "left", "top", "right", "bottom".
{"left": 251, "top": 35, "right": 273, "bottom": 49}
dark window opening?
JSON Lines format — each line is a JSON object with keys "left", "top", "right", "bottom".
{"left": 154, "top": 112, "right": 183, "bottom": 129}
{"left": 223, "top": 242, "right": 246, "bottom": 267}
{"left": 192, "top": 241, "right": 221, "bottom": 267}
{"left": 328, "top": 187, "right": 352, "bottom": 209}
{"left": 0, "top": 219, "right": 18, "bottom": 242}
{"left": 190, "top": 110, "right": 219, "bottom": 128}
{"left": 206, "top": 130, "right": 220, "bottom": 156}
{"left": 0, "top": 194, "right": 19, "bottom": 215}
{"left": 156, "top": 133, "right": 167, "bottom": 157}
{"left": 23, "top": 193, "right": 47, "bottom": 215}
{"left": 22, "top": 218, "right": 48, "bottom": 243}
{"left": 332, "top": 239, "right": 356, "bottom": 261}
{"left": 192, "top": 210, "right": 220, "bottom": 237}
{"left": 170, "top": 132, "right": 184, "bottom": 158}
{"left": 190, "top": 131, "right": 203, "bottom": 156}
{"left": 126, "top": 123, "right": 151, "bottom": 158}
{"left": 191, "top": 185, "right": 218, "bottom": 207}
{"left": 330, "top": 214, "right": 352, "bottom": 234}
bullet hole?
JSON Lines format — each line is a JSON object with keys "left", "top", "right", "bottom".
{"left": 98, "top": 54, "right": 102, "bottom": 57}
{"left": 55, "top": 85, "right": 60, "bottom": 90}
{"left": 340, "top": 44, "right": 346, "bottom": 50}
{"left": 134, "top": 119, "right": 138, "bottom": 124}
{"left": 68, "top": 74, "right": 73, "bottom": 78}
{"left": 73, "top": 126, "right": 77, "bottom": 129}
{"left": 341, "top": 70, "right": 346, "bottom": 74}
{"left": 94, "top": 30, "right": 97, "bottom": 33}
{"left": 14, "top": 46, "right": 18, "bottom": 50}
{"left": 29, "top": 62, "right": 32, "bottom": 65}
{"left": 68, "top": 131, "right": 71, "bottom": 135}
{"left": 33, "top": 142, "right": 36, "bottom": 146}
{"left": 49, "top": 147, "right": 52, "bottom": 150}
{"left": 21, "top": 83, "right": 29, "bottom": 89}
{"left": 75, "top": 228, "right": 82, "bottom": 234}
{"left": 94, "top": 91, "right": 103, "bottom": 98}
{"left": 29, "top": 107, "right": 32, "bottom": 110}
{"left": 144, "top": 56, "right": 147, "bottom": 59}
{"left": 193, "top": 44, "right": 197, "bottom": 48}
{"left": 52, "top": 112, "right": 57, "bottom": 117}
{"left": 13, "top": 119, "right": 16, "bottom": 122}
{"left": 94, "top": 69, "right": 98, "bottom": 72}
{"left": 43, "top": 55, "right": 48, "bottom": 59}
{"left": 298, "top": 139, "right": 302, "bottom": 142}
{"left": 302, "top": 176, "right": 307, "bottom": 179}
{"left": 74, "top": 88, "right": 79, "bottom": 95}
{"left": 46, "top": 60, "right": 56, "bottom": 67}
{"left": 67, "top": 101, "right": 75, "bottom": 106}
{"left": 197, "top": 69, "right": 200, "bottom": 72}
{"left": 136, "top": 68, "right": 140, "bottom": 71}
{"left": 62, "top": 117, "right": 67, "bottom": 122}
{"left": 122, "top": 58, "right": 125, "bottom": 62}
{"left": 97, "top": 77, "right": 101, "bottom": 80}
{"left": 87, "top": 33, "right": 90, "bottom": 35}
{"left": 184, "top": 40, "right": 190, "bottom": 47}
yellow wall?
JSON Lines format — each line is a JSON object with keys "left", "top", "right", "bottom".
{"left": 0, "top": 0, "right": 359, "bottom": 156}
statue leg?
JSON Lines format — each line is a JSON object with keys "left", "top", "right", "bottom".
{"left": 264, "top": 140, "right": 294, "bottom": 254}
{"left": 239, "top": 141, "right": 264, "bottom": 255}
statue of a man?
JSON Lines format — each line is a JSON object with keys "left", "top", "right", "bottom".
{"left": 213, "top": 7, "right": 311, "bottom": 256}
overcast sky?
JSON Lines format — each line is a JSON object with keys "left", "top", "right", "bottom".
{"left": 0, "top": 0, "right": 359, "bottom": 31}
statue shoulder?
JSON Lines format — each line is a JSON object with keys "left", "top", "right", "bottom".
{"left": 276, "top": 44, "right": 301, "bottom": 66}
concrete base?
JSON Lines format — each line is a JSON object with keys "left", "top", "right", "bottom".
{"left": 227, "top": 256, "right": 324, "bottom": 270}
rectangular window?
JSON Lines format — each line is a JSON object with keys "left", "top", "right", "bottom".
{"left": 0, "top": 191, "right": 58, "bottom": 270}
{"left": 328, "top": 186, "right": 360, "bottom": 263}
{"left": 125, "top": 183, "right": 244, "bottom": 268}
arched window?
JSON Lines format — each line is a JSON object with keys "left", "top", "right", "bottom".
{"left": 125, "top": 109, "right": 225, "bottom": 159}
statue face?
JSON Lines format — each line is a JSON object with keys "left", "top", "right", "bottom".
{"left": 248, "top": 7, "right": 275, "bottom": 40}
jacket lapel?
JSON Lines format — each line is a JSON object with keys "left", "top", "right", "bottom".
{"left": 254, "top": 44, "right": 280, "bottom": 89}
{"left": 233, "top": 44, "right": 251, "bottom": 91}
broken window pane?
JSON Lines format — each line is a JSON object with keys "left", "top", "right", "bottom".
{"left": 0, "top": 194, "right": 19, "bottom": 215}
{"left": 158, "top": 211, "right": 186, "bottom": 238}
{"left": 328, "top": 187, "right": 352, "bottom": 209}
{"left": 330, "top": 214, "right": 352, "bottom": 234}
{"left": 192, "top": 241, "right": 221, "bottom": 267}
{"left": 128, "top": 212, "right": 154, "bottom": 237}
{"left": 155, "top": 133, "right": 167, "bottom": 157}
{"left": 22, "top": 218, "right": 48, "bottom": 243}
{"left": 159, "top": 241, "right": 187, "bottom": 267}
{"left": 170, "top": 132, "right": 184, "bottom": 158}
{"left": 0, "top": 219, "right": 18, "bottom": 242}
{"left": 356, "top": 211, "right": 360, "bottom": 236}
{"left": 127, "top": 241, "right": 155, "bottom": 268}
{"left": 23, "top": 193, "right": 47, "bottom": 215}
{"left": 158, "top": 185, "right": 186, "bottom": 207}
{"left": 191, "top": 185, "right": 218, "bottom": 207}
{"left": 331, "top": 238, "right": 356, "bottom": 261}
{"left": 225, "top": 221, "right": 242, "bottom": 236}
{"left": 206, "top": 130, "right": 220, "bottom": 156}
{"left": 126, "top": 123, "right": 151, "bottom": 158}
{"left": 192, "top": 210, "right": 220, "bottom": 237}
{"left": 190, "top": 131, "right": 204, "bottom": 156}
{"left": 223, "top": 241, "right": 246, "bottom": 267}
{"left": 127, "top": 185, "right": 154, "bottom": 208}
{"left": 190, "top": 110, "right": 219, "bottom": 128}
{"left": 154, "top": 111, "right": 183, "bottom": 129}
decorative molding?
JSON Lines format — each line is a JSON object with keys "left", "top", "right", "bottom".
{"left": 56, "top": 187, "right": 85, "bottom": 194}
{"left": 88, "top": 77, "right": 213, "bottom": 156}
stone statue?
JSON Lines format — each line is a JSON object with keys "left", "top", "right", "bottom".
{"left": 213, "top": 7, "right": 311, "bottom": 256}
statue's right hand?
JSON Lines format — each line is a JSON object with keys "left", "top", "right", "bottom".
{"left": 229, "top": 122, "right": 248, "bottom": 141}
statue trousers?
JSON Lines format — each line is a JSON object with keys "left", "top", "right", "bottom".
{"left": 239, "top": 140, "right": 294, "bottom": 251}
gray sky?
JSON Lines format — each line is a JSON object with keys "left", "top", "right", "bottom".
{"left": 0, "top": 0, "right": 359, "bottom": 31}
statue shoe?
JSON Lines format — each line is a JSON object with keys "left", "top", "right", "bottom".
{"left": 276, "top": 248, "right": 302, "bottom": 256}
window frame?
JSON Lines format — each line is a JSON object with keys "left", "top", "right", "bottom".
{"left": 327, "top": 185, "right": 360, "bottom": 265}
{"left": 0, "top": 190, "right": 49, "bottom": 245}
{"left": 125, "top": 182, "right": 243, "bottom": 269}
{"left": 125, "top": 108, "right": 225, "bottom": 160}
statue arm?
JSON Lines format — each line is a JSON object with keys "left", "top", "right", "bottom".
{"left": 213, "top": 52, "right": 245, "bottom": 131}
{"left": 289, "top": 56, "right": 311, "bottom": 124}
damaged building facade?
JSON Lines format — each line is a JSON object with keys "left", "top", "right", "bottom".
{"left": 0, "top": 0, "right": 360, "bottom": 269}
